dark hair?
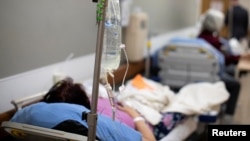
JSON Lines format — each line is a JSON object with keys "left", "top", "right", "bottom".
{"left": 42, "top": 77, "right": 91, "bottom": 109}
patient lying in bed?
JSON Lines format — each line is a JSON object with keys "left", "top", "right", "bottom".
{"left": 10, "top": 77, "right": 156, "bottom": 141}
{"left": 10, "top": 75, "right": 229, "bottom": 141}
{"left": 9, "top": 76, "right": 187, "bottom": 141}
{"left": 10, "top": 102, "right": 143, "bottom": 141}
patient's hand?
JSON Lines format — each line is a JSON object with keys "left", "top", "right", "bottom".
{"left": 118, "top": 105, "right": 156, "bottom": 141}
{"left": 117, "top": 105, "right": 140, "bottom": 119}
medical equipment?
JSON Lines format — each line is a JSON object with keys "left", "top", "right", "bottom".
{"left": 88, "top": 0, "right": 124, "bottom": 140}
{"left": 86, "top": 0, "right": 108, "bottom": 140}
{"left": 156, "top": 37, "right": 222, "bottom": 88}
{"left": 99, "top": 0, "right": 122, "bottom": 110}
{"left": 101, "top": 0, "right": 122, "bottom": 72}
{"left": 103, "top": 80, "right": 116, "bottom": 120}
{"left": 99, "top": 0, "right": 131, "bottom": 123}
{"left": 101, "top": 44, "right": 129, "bottom": 121}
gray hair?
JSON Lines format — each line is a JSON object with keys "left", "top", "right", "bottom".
{"left": 201, "top": 9, "right": 225, "bottom": 33}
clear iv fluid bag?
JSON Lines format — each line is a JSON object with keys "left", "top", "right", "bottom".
{"left": 101, "top": 0, "right": 122, "bottom": 71}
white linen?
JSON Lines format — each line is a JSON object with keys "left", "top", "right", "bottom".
{"left": 162, "top": 81, "right": 230, "bottom": 115}
{"left": 83, "top": 76, "right": 229, "bottom": 125}
{"left": 117, "top": 77, "right": 176, "bottom": 125}
{"left": 117, "top": 76, "right": 229, "bottom": 125}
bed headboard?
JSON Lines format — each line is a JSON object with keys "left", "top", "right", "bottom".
{"left": 11, "top": 92, "right": 46, "bottom": 111}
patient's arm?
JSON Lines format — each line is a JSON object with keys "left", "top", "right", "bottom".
{"left": 117, "top": 105, "right": 156, "bottom": 141}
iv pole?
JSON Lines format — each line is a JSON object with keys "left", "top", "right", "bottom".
{"left": 87, "top": 0, "right": 108, "bottom": 141}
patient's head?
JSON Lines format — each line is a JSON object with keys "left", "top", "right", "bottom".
{"left": 42, "top": 77, "right": 91, "bottom": 109}
{"left": 201, "top": 9, "right": 225, "bottom": 33}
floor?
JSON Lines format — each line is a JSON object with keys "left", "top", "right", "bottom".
{"left": 233, "top": 72, "right": 250, "bottom": 124}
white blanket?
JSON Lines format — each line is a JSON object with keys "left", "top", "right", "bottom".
{"left": 117, "top": 75, "right": 230, "bottom": 125}
{"left": 162, "top": 81, "right": 230, "bottom": 115}
{"left": 117, "top": 76, "right": 176, "bottom": 125}
{"left": 83, "top": 76, "right": 230, "bottom": 125}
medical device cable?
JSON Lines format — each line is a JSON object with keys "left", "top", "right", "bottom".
{"left": 119, "top": 44, "right": 129, "bottom": 92}
{"left": 102, "top": 44, "right": 128, "bottom": 121}
{"left": 111, "top": 75, "right": 116, "bottom": 120}
{"left": 96, "top": 87, "right": 129, "bottom": 141}
{"left": 96, "top": 109, "right": 128, "bottom": 141}
{"left": 97, "top": 83, "right": 129, "bottom": 141}
{"left": 91, "top": 0, "right": 127, "bottom": 139}
{"left": 97, "top": 45, "right": 131, "bottom": 140}
{"left": 103, "top": 72, "right": 117, "bottom": 121}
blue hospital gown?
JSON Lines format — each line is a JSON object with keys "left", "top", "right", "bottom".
{"left": 10, "top": 102, "right": 142, "bottom": 141}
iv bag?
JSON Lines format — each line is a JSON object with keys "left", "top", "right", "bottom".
{"left": 101, "top": 0, "right": 122, "bottom": 72}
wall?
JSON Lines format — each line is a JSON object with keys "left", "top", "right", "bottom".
{"left": 0, "top": 0, "right": 97, "bottom": 78}
{"left": 0, "top": 26, "right": 198, "bottom": 113}
{"left": 0, "top": 0, "right": 201, "bottom": 79}
{"left": 239, "top": 0, "right": 250, "bottom": 12}
{"left": 131, "top": 0, "right": 200, "bottom": 35}
{"left": 0, "top": 53, "right": 95, "bottom": 113}
{"left": 0, "top": 0, "right": 201, "bottom": 113}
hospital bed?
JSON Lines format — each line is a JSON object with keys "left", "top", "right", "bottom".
{"left": 1, "top": 90, "right": 197, "bottom": 141}
{"left": 1, "top": 74, "right": 228, "bottom": 141}
{"left": 0, "top": 86, "right": 199, "bottom": 141}
{"left": 1, "top": 119, "right": 197, "bottom": 141}
{"left": 154, "top": 37, "right": 224, "bottom": 88}
{"left": 1, "top": 92, "right": 94, "bottom": 141}
{"left": 1, "top": 121, "right": 89, "bottom": 141}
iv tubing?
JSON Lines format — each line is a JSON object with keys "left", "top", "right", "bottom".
{"left": 121, "top": 45, "right": 129, "bottom": 87}
{"left": 102, "top": 71, "right": 116, "bottom": 120}
{"left": 88, "top": 0, "right": 108, "bottom": 140}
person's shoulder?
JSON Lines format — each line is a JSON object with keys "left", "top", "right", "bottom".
{"left": 24, "top": 102, "right": 90, "bottom": 113}
{"left": 19, "top": 102, "right": 47, "bottom": 110}
{"left": 47, "top": 102, "right": 90, "bottom": 111}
